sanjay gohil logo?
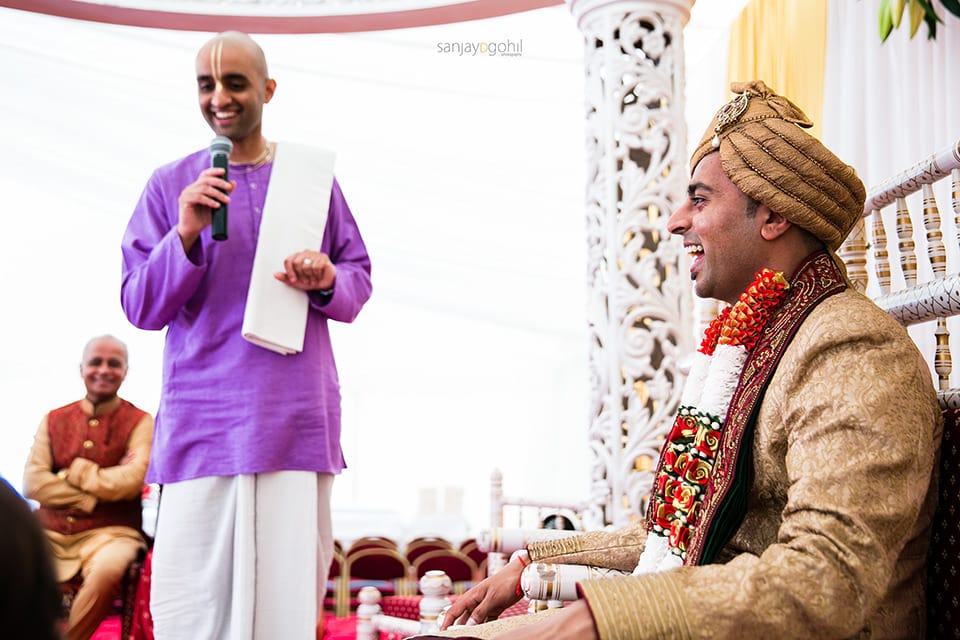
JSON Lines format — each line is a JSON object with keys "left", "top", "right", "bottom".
{"left": 436, "top": 39, "right": 523, "bottom": 57}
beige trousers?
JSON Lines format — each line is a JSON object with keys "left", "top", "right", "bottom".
{"left": 56, "top": 529, "right": 143, "bottom": 640}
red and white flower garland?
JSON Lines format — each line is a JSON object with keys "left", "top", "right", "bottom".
{"left": 634, "top": 268, "right": 790, "bottom": 575}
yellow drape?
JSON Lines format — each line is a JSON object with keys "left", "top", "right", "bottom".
{"left": 726, "top": 0, "right": 827, "bottom": 139}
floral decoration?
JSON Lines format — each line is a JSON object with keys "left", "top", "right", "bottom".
{"left": 634, "top": 268, "right": 789, "bottom": 575}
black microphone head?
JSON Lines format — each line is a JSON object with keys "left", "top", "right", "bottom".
{"left": 209, "top": 135, "right": 233, "bottom": 157}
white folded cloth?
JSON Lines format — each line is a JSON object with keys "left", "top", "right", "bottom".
{"left": 242, "top": 142, "right": 335, "bottom": 355}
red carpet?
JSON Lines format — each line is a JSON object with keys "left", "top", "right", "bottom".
{"left": 91, "top": 614, "right": 359, "bottom": 639}
{"left": 325, "top": 616, "right": 359, "bottom": 639}
{"left": 91, "top": 616, "right": 121, "bottom": 639}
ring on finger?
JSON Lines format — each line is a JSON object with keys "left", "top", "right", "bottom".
{"left": 303, "top": 258, "right": 312, "bottom": 267}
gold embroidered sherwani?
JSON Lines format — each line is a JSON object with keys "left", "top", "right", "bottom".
{"left": 440, "top": 287, "right": 941, "bottom": 639}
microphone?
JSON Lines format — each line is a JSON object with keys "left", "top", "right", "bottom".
{"left": 209, "top": 136, "right": 233, "bottom": 241}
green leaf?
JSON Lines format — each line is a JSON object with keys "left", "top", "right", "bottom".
{"left": 910, "top": 0, "right": 927, "bottom": 36}
{"left": 920, "top": 0, "right": 944, "bottom": 39}
{"left": 875, "top": 0, "right": 953, "bottom": 42}
{"left": 939, "top": 0, "right": 960, "bottom": 18}
{"left": 892, "top": 0, "right": 907, "bottom": 27}
{"left": 879, "top": 0, "right": 894, "bottom": 41}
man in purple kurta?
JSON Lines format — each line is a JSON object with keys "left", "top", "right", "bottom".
{"left": 120, "top": 31, "right": 371, "bottom": 639}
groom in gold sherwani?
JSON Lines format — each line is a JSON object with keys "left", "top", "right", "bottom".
{"left": 437, "top": 81, "right": 942, "bottom": 639}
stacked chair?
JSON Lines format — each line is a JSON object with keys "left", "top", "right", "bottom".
{"left": 335, "top": 536, "right": 412, "bottom": 618}
{"left": 411, "top": 549, "right": 478, "bottom": 595}
{"left": 403, "top": 537, "right": 478, "bottom": 594}
{"left": 323, "top": 548, "right": 344, "bottom": 616}
{"left": 404, "top": 536, "right": 453, "bottom": 565}
{"left": 457, "top": 538, "right": 488, "bottom": 580}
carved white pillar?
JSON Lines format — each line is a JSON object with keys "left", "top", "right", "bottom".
{"left": 568, "top": 0, "right": 696, "bottom": 528}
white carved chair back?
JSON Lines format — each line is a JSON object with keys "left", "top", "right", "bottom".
{"left": 837, "top": 139, "right": 960, "bottom": 404}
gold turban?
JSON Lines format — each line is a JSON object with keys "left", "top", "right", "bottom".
{"left": 690, "top": 80, "right": 866, "bottom": 251}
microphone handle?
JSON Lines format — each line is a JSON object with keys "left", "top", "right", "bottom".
{"left": 211, "top": 153, "right": 229, "bottom": 241}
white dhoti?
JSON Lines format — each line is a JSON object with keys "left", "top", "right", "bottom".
{"left": 150, "top": 471, "right": 335, "bottom": 640}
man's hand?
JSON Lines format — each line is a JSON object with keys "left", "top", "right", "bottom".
{"left": 440, "top": 557, "right": 524, "bottom": 629}
{"left": 177, "top": 167, "right": 234, "bottom": 252}
{"left": 275, "top": 250, "right": 336, "bottom": 292}
{"left": 495, "top": 601, "right": 598, "bottom": 640}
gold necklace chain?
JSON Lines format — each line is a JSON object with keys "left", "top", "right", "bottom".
{"left": 231, "top": 140, "right": 272, "bottom": 174}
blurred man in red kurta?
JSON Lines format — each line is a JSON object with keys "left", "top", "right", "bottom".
{"left": 24, "top": 335, "right": 153, "bottom": 640}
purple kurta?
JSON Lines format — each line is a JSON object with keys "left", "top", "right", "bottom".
{"left": 121, "top": 148, "right": 372, "bottom": 484}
